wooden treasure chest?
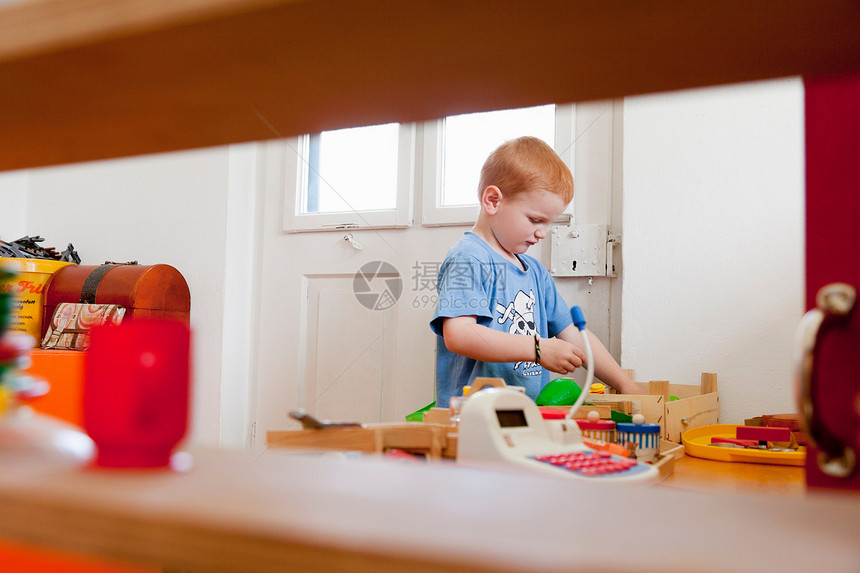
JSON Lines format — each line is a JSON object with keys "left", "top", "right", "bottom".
{"left": 40, "top": 263, "right": 191, "bottom": 339}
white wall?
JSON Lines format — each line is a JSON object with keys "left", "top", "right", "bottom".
{"left": 0, "top": 170, "right": 29, "bottom": 241}
{"left": 20, "top": 147, "right": 234, "bottom": 445}
{"left": 621, "top": 78, "right": 804, "bottom": 423}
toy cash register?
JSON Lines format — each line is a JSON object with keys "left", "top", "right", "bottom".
{"left": 456, "top": 305, "right": 658, "bottom": 484}
{"left": 457, "top": 388, "right": 659, "bottom": 483}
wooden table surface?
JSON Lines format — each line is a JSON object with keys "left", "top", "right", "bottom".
{"left": 1, "top": 441, "right": 857, "bottom": 573}
{"left": 663, "top": 453, "right": 806, "bottom": 497}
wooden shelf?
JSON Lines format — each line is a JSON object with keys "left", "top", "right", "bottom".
{"left": 2, "top": 0, "right": 860, "bottom": 171}
{"left": 0, "top": 446, "right": 858, "bottom": 572}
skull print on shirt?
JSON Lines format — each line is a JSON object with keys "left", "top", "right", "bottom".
{"left": 496, "top": 290, "right": 542, "bottom": 376}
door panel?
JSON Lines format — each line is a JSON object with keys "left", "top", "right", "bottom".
{"left": 304, "top": 277, "right": 396, "bottom": 423}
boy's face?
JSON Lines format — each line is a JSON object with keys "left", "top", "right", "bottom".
{"left": 492, "top": 188, "right": 567, "bottom": 255}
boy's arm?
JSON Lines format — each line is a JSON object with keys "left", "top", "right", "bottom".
{"left": 556, "top": 325, "right": 640, "bottom": 394}
{"left": 442, "top": 316, "right": 586, "bottom": 375}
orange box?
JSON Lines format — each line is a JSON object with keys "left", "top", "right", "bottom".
{"left": 25, "top": 349, "right": 86, "bottom": 427}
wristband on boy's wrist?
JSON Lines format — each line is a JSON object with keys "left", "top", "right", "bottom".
{"left": 534, "top": 334, "right": 541, "bottom": 365}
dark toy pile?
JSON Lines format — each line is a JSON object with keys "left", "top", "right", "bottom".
{"left": 0, "top": 236, "right": 80, "bottom": 263}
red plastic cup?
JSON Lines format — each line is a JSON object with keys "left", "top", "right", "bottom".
{"left": 83, "top": 319, "right": 191, "bottom": 468}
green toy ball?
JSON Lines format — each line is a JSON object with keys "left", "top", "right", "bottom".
{"left": 536, "top": 377, "right": 582, "bottom": 406}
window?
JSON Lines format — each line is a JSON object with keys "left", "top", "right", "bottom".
{"left": 283, "top": 123, "right": 415, "bottom": 232}
{"left": 281, "top": 104, "right": 575, "bottom": 232}
{"left": 422, "top": 104, "right": 575, "bottom": 226}
{"left": 302, "top": 124, "right": 399, "bottom": 213}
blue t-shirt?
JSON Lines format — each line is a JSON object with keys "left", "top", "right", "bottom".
{"left": 430, "top": 232, "right": 573, "bottom": 407}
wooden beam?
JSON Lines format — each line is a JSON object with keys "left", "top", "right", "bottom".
{"left": 2, "top": 0, "right": 860, "bottom": 170}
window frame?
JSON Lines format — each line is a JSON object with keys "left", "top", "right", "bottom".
{"left": 420, "top": 103, "right": 577, "bottom": 227}
{"left": 280, "top": 104, "right": 576, "bottom": 233}
{"left": 281, "top": 123, "right": 416, "bottom": 233}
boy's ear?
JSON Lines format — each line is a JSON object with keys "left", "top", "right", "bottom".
{"left": 480, "top": 186, "right": 503, "bottom": 214}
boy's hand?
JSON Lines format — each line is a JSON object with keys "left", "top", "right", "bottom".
{"left": 538, "top": 337, "right": 586, "bottom": 375}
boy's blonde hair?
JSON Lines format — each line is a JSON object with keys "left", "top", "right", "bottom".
{"left": 478, "top": 136, "right": 573, "bottom": 203}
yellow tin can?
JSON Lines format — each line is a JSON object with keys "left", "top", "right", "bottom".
{"left": 0, "top": 258, "right": 72, "bottom": 340}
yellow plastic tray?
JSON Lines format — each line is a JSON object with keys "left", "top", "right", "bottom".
{"left": 682, "top": 424, "right": 806, "bottom": 466}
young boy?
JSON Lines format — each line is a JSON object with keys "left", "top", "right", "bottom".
{"left": 430, "top": 136, "right": 639, "bottom": 407}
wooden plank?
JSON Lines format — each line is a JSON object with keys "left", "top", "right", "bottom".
{"left": 266, "top": 428, "right": 378, "bottom": 453}
{"left": 378, "top": 425, "right": 448, "bottom": 459}
{"left": 1, "top": 446, "right": 859, "bottom": 572}
{"left": 2, "top": 0, "right": 860, "bottom": 170}
{"left": 665, "top": 393, "right": 720, "bottom": 442}
{"left": 648, "top": 380, "right": 670, "bottom": 402}
{"left": 700, "top": 372, "right": 718, "bottom": 395}
{"left": 0, "top": 0, "right": 286, "bottom": 61}
{"left": 423, "top": 408, "right": 452, "bottom": 426}
{"left": 537, "top": 404, "right": 613, "bottom": 420}
{"left": 267, "top": 424, "right": 452, "bottom": 459}
{"left": 585, "top": 394, "right": 664, "bottom": 425}
{"left": 586, "top": 401, "right": 631, "bottom": 415}
{"left": 653, "top": 439, "right": 685, "bottom": 482}
{"left": 667, "top": 384, "right": 703, "bottom": 400}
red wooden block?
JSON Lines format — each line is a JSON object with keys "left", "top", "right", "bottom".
{"left": 736, "top": 426, "right": 792, "bottom": 443}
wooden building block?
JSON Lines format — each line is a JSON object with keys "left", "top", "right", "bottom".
{"left": 736, "top": 426, "right": 792, "bottom": 444}
{"left": 423, "top": 407, "right": 453, "bottom": 426}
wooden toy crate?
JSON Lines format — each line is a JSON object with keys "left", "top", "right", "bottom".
{"left": 593, "top": 371, "right": 720, "bottom": 443}
{"left": 426, "top": 371, "right": 719, "bottom": 445}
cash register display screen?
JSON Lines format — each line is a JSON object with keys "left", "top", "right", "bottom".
{"left": 496, "top": 409, "right": 528, "bottom": 428}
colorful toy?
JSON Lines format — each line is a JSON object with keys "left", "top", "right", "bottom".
{"left": 575, "top": 418, "right": 616, "bottom": 442}
{"left": 617, "top": 419, "right": 661, "bottom": 462}
{"left": 682, "top": 424, "right": 806, "bottom": 466}
{"left": 535, "top": 377, "right": 581, "bottom": 406}
{"left": 456, "top": 307, "right": 659, "bottom": 483}
{"left": 457, "top": 387, "right": 658, "bottom": 483}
